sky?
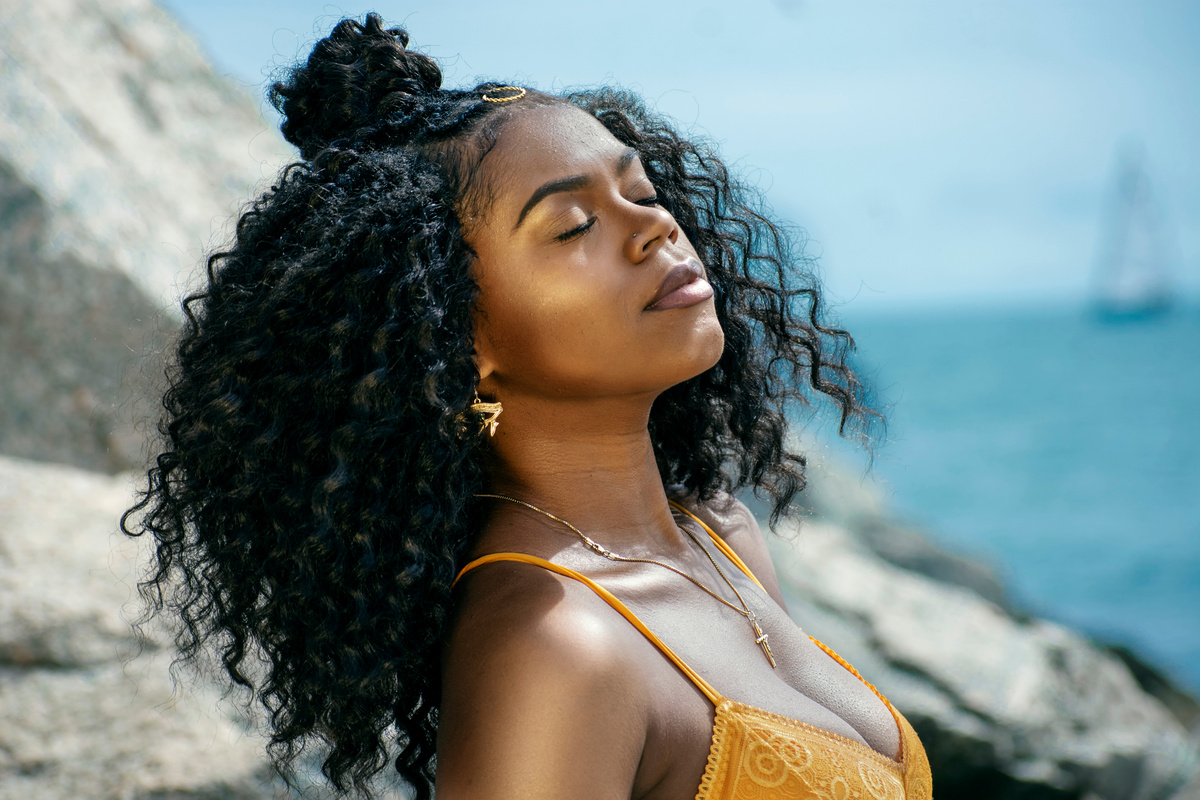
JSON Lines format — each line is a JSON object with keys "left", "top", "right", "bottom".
{"left": 159, "top": 0, "right": 1200, "bottom": 314}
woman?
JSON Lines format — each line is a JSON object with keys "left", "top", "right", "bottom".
{"left": 124, "top": 14, "right": 931, "bottom": 800}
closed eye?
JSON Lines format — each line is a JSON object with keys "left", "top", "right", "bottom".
{"left": 556, "top": 217, "right": 596, "bottom": 242}
{"left": 555, "top": 196, "right": 660, "bottom": 243}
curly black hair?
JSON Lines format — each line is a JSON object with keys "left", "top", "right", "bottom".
{"left": 122, "top": 13, "right": 879, "bottom": 800}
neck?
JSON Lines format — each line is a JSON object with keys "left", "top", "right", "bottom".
{"left": 480, "top": 392, "right": 681, "bottom": 549}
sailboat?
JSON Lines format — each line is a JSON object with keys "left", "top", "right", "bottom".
{"left": 1092, "top": 142, "right": 1175, "bottom": 321}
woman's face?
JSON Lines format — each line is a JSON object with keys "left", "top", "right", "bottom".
{"left": 468, "top": 104, "right": 724, "bottom": 404}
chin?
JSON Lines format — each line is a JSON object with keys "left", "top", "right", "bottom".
{"left": 699, "top": 330, "right": 726, "bottom": 373}
{"left": 674, "top": 313, "right": 725, "bottom": 381}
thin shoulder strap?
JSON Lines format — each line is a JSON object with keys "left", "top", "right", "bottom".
{"left": 668, "top": 500, "right": 767, "bottom": 592}
{"left": 454, "top": 553, "right": 724, "bottom": 706}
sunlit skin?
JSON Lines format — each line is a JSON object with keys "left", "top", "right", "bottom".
{"left": 435, "top": 105, "right": 901, "bottom": 800}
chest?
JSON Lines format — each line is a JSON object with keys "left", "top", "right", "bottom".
{"left": 591, "top": 568, "right": 902, "bottom": 800}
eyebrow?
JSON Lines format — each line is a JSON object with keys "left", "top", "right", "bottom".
{"left": 511, "top": 147, "right": 641, "bottom": 233}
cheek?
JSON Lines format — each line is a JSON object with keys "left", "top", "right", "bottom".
{"left": 474, "top": 263, "right": 637, "bottom": 387}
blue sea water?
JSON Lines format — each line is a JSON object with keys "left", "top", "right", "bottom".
{"left": 827, "top": 302, "right": 1200, "bottom": 693}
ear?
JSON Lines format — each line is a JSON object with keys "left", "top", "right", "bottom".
{"left": 473, "top": 352, "right": 495, "bottom": 384}
{"left": 469, "top": 296, "right": 498, "bottom": 392}
{"left": 471, "top": 338, "right": 497, "bottom": 389}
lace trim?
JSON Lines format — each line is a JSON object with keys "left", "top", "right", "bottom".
{"left": 696, "top": 699, "right": 908, "bottom": 800}
{"left": 695, "top": 700, "right": 730, "bottom": 800}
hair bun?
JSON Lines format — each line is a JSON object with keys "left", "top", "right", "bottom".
{"left": 271, "top": 14, "right": 443, "bottom": 160}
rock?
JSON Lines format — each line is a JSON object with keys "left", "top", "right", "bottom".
{"left": 0, "top": 659, "right": 273, "bottom": 800}
{"left": 787, "top": 452, "right": 1014, "bottom": 611}
{"left": 0, "top": 455, "right": 275, "bottom": 800}
{"left": 1173, "top": 768, "right": 1200, "bottom": 800}
{"left": 1104, "top": 645, "right": 1200, "bottom": 733}
{"left": 0, "top": 455, "right": 146, "bottom": 667}
{"left": 767, "top": 516, "right": 1200, "bottom": 799}
{"left": 0, "top": 0, "right": 291, "bottom": 472}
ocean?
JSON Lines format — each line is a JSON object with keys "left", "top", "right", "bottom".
{"left": 824, "top": 301, "right": 1200, "bottom": 693}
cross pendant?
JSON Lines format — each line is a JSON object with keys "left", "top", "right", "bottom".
{"left": 750, "top": 618, "right": 777, "bottom": 668}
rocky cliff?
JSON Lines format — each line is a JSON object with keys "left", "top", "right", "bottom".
{"left": 0, "top": 0, "right": 290, "bottom": 472}
{"left": 0, "top": 0, "right": 1197, "bottom": 798}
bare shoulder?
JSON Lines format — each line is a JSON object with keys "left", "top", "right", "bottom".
{"left": 437, "top": 561, "right": 648, "bottom": 799}
{"left": 446, "top": 560, "right": 642, "bottom": 687}
{"left": 671, "top": 490, "right": 789, "bottom": 610}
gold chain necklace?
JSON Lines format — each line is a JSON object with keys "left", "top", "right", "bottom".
{"left": 475, "top": 493, "right": 777, "bottom": 668}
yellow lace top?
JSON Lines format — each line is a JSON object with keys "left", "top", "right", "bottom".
{"left": 454, "top": 503, "right": 934, "bottom": 800}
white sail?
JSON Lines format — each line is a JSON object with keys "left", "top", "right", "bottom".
{"left": 1093, "top": 142, "right": 1174, "bottom": 319}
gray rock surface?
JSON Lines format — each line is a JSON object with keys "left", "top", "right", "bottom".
{"left": 770, "top": 520, "right": 1199, "bottom": 799}
{"left": 761, "top": 452, "right": 1200, "bottom": 799}
{"left": 0, "top": 455, "right": 275, "bottom": 800}
{"left": 786, "top": 454, "right": 1014, "bottom": 610}
{"left": 0, "top": 452, "right": 146, "bottom": 668}
{"left": 0, "top": 0, "right": 291, "bottom": 472}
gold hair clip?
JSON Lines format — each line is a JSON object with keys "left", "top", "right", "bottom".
{"left": 481, "top": 86, "right": 526, "bottom": 104}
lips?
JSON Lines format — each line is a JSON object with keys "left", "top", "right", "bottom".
{"left": 645, "top": 259, "right": 714, "bottom": 311}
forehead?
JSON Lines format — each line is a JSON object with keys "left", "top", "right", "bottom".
{"left": 484, "top": 105, "right": 632, "bottom": 196}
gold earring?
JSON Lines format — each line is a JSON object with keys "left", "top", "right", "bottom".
{"left": 470, "top": 391, "right": 503, "bottom": 437}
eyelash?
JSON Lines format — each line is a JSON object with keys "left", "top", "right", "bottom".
{"left": 556, "top": 196, "right": 661, "bottom": 242}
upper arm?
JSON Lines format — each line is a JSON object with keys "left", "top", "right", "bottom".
{"left": 678, "top": 493, "right": 790, "bottom": 612}
{"left": 436, "top": 566, "right": 648, "bottom": 800}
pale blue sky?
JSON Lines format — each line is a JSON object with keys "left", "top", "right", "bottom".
{"left": 160, "top": 0, "right": 1200, "bottom": 313}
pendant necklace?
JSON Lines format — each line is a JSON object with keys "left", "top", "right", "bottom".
{"left": 476, "top": 493, "right": 777, "bottom": 668}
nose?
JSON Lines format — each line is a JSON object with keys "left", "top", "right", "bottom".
{"left": 624, "top": 203, "right": 679, "bottom": 264}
